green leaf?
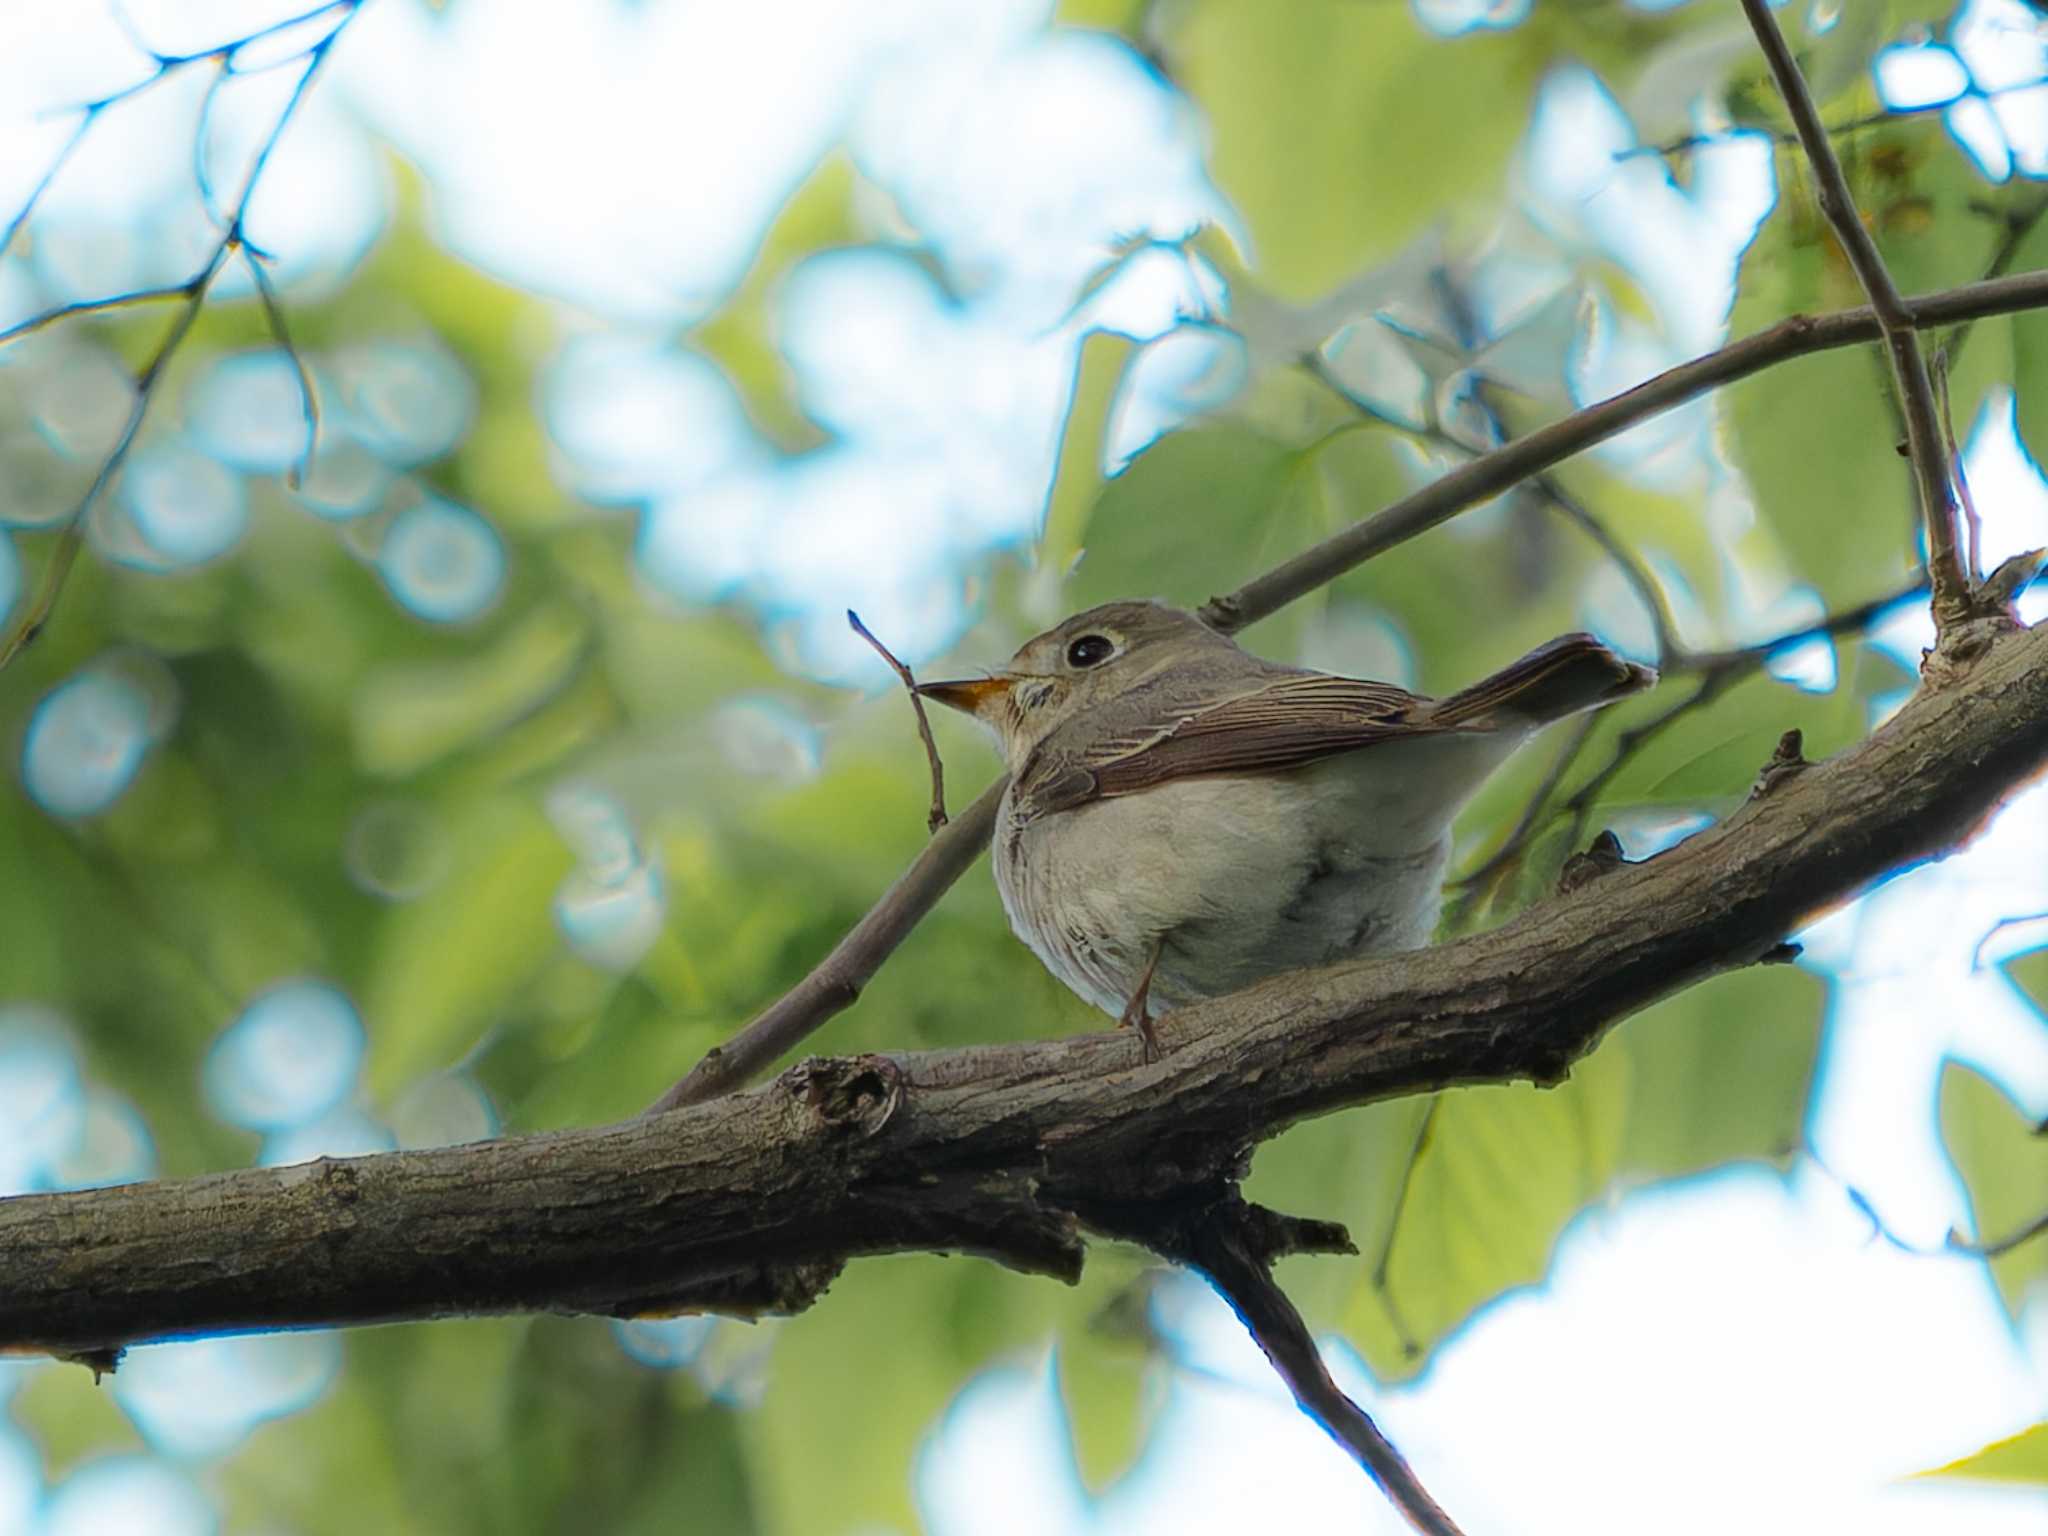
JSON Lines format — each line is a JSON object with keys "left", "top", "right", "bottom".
{"left": 2005, "top": 946, "right": 2048, "bottom": 1013}
{"left": 1067, "top": 422, "right": 1310, "bottom": 612}
{"left": 1175, "top": 3, "right": 1538, "bottom": 301}
{"left": 364, "top": 796, "right": 574, "bottom": 1097}
{"left": 746, "top": 1256, "right": 1112, "bottom": 1535}
{"left": 1914, "top": 1421, "right": 2048, "bottom": 1486}
{"left": 1939, "top": 1060, "right": 2048, "bottom": 1319}
{"left": 1338, "top": 964, "right": 1821, "bottom": 1378}
{"left": 2008, "top": 205, "right": 2048, "bottom": 477}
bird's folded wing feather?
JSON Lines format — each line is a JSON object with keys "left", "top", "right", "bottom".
{"left": 1020, "top": 674, "right": 1437, "bottom": 814}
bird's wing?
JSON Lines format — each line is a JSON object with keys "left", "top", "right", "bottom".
{"left": 1019, "top": 673, "right": 1438, "bottom": 814}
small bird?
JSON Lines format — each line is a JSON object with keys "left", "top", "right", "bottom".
{"left": 916, "top": 600, "right": 1655, "bottom": 1052}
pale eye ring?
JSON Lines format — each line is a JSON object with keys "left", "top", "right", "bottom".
{"left": 1065, "top": 634, "right": 1114, "bottom": 668}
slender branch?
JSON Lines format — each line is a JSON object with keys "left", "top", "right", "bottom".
{"left": 654, "top": 268, "right": 2048, "bottom": 1111}
{"left": 1452, "top": 575, "right": 1927, "bottom": 901}
{"left": 0, "top": 1, "right": 360, "bottom": 669}
{"left": 848, "top": 609, "right": 949, "bottom": 834}
{"left": 648, "top": 784, "right": 1005, "bottom": 1112}
{"left": 1186, "top": 1204, "right": 1465, "bottom": 1536}
{"left": 1949, "top": 1209, "right": 2048, "bottom": 1261}
{"left": 1619, "top": 74, "right": 2048, "bottom": 164}
{"left": 243, "top": 249, "right": 319, "bottom": 490}
{"left": 1302, "top": 348, "right": 1682, "bottom": 662}
{"left": 12, "top": 618, "right": 2048, "bottom": 1361}
{"left": 1740, "top": 0, "right": 1972, "bottom": 630}
{"left": 0, "top": 242, "right": 230, "bottom": 670}
{"left": 1197, "top": 269, "right": 2048, "bottom": 637}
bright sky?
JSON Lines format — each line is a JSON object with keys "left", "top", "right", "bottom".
{"left": 1, "top": 0, "right": 2045, "bottom": 1532}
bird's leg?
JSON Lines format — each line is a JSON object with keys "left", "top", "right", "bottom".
{"left": 1118, "top": 938, "right": 1164, "bottom": 1063}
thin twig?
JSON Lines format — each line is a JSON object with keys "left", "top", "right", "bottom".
{"left": 651, "top": 272, "right": 2048, "bottom": 1113}
{"left": 1196, "top": 268, "right": 2048, "bottom": 636}
{"left": 1948, "top": 1209, "right": 2048, "bottom": 1261}
{"left": 1188, "top": 1207, "right": 1466, "bottom": 1536}
{"left": 0, "top": 1, "right": 360, "bottom": 670}
{"left": 1943, "top": 192, "right": 2048, "bottom": 368}
{"left": 243, "top": 249, "right": 318, "bottom": 490}
{"left": 1969, "top": 910, "right": 2048, "bottom": 971}
{"left": 1740, "top": 0, "right": 1971, "bottom": 631}
{"left": 1303, "top": 349, "right": 1683, "bottom": 663}
{"left": 1446, "top": 711, "right": 1599, "bottom": 909}
{"left": 847, "top": 609, "right": 949, "bottom": 834}
{"left": 1365, "top": 1096, "right": 1440, "bottom": 1360}
{"left": 1451, "top": 576, "right": 1927, "bottom": 902}
{"left": 1618, "top": 74, "right": 2048, "bottom": 164}
{"left": 1932, "top": 350, "right": 1982, "bottom": 581}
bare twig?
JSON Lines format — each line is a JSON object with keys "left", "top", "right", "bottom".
{"left": 1196, "top": 268, "right": 2048, "bottom": 636}
{"left": 1451, "top": 577, "right": 1926, "bottom": 903}
{"left": 1303, "top": 349, "right": 1683, "bottom": 663}
{"left": 653, "top": 270, "right": 2048, "bottom": 1113}
{"left": 0, "top": 0, "right": 360, "bottom": 669}
{"left": 1948, "top": 1209, "right": 2048, "bottom": 1261}
{"left": 647, "top": 785, "right": 1003, "bottom": 1112}
{"left": 1619, "top": 74, "right": 2048, "bottom": 165}
{"left": 1740, "top": 0, "right": 1971, "bottom": 632}
{"left": 847, "top": 609, "right": 949, "bottom": 834}
{"left": 242, "top": 250, "right": 319, "bottom": 490}
{"left": 1932, "top": 351, "right": 1983, "bottom": 580}
{"left": 1186, "top": 1205, "right": 1466, "bottom": 1536}
{"left": 1969, "top": 910, "right": 2048, "bottom": 971}
{"left": 1364, "top": 1096, "right": 1440, "bottom": 1360}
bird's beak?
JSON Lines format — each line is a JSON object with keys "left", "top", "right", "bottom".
{"left": 914, "top": 676, "right": 1011, "bottom": 717}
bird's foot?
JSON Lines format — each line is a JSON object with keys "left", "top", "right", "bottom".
{"left": 1118, "top": 940, "right": 1164, "bottom": 1064}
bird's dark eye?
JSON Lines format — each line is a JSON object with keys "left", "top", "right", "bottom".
{"left": 1065, "top": 634, "right": 1115, "bottom": 669}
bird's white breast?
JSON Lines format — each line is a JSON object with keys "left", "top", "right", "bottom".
{"left": 992, "top": 745, "right": 1480, "bottom": 1018}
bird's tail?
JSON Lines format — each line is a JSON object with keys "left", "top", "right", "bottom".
{"left": 1432, "top": 633, "right": 1656, "bottom": 729}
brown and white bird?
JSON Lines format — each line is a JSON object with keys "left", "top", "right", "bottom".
{"left": 917, "top": 600, "right": 1654, "bottom": 1047}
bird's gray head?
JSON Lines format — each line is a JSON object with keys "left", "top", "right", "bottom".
{"left": 917, "top": 600, "right": 1242, "bottom": 768}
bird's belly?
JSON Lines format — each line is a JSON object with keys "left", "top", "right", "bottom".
{"left": 994, "top": 771, "right": 1449, "bottom": 1017}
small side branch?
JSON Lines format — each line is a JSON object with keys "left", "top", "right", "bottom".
{"left": 1184, "top": 1201, "right": 1466, "bottom": 1536}
{"left": 0, "top": 1, "right": 361, "bottom": 671}
{"left": 1739, "top": 0, "right": 1974, "bottom": 635}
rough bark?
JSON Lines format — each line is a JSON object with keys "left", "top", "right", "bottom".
{"left": 4, "top": 616, "right": 2044, "bottom": 1358}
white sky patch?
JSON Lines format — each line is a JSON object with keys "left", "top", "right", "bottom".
{"left": 922, "top": 1171, "right": 2047, "bottom": 1535}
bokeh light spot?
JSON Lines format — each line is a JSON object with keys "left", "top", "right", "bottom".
{"left": 122, "top": 439, "right": 248, "bottom": 565}
{"left": 712, "top": 695, "right": 824, "bottom": 785}
{"left": 390, "top": 1072, "right": 497, "bottom": 1150}
{"left": 186, "top": 350, "right": 314, "bottom": 473}
{"left": 0, "top": 1006, "right": 85, "bottom": 1195}
{"left": 377, "top": 498, "right": 505, "bottom": 623}
{"left": 113, "top": 1334, "right": 341, "bottom": 1460}
{"left": 554, "top": 857, "right": 666, "bottom": 974}
{"left": 203, "top": 981, "right": 366, "bottom": 1133}
{"left": 292, "top": 434, "right": 392, "bottom": 520}
{"left": 42, "top": 1456, "right": 213, "bottom": 1536}
{"left": 344, "top": 799, "right": 450, "bottom": 902}
{"left": 339, "top": 341, "right": 475, "bottom": 467}
{"left": 612, "top": 1315, "right": 715, "bottom": 1370}
{"left": 21, "top": 666, "right": 157, "bottom": 818}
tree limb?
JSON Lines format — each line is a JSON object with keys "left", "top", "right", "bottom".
{"left": 11, "top": 617, "right": 2048, "bottom": 1360}
{"left": 1181, "top": 1200, "right": 1466, "bottom": 1536}
{"left": 1739, "top": 0, "right": 1973, "bottom": 633}
{"left": 651, "top": 268, "right": 2048, "bottom": 1110}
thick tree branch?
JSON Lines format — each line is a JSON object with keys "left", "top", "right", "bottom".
{"left": 1739, "top": 0, "right": 1973, "bottom": 632}
{"left": 11, "top": 617, "right": 2048, "bottom": 1360}
{"left": 654, "top": 267, "right": 2048, "bottom": 1110}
